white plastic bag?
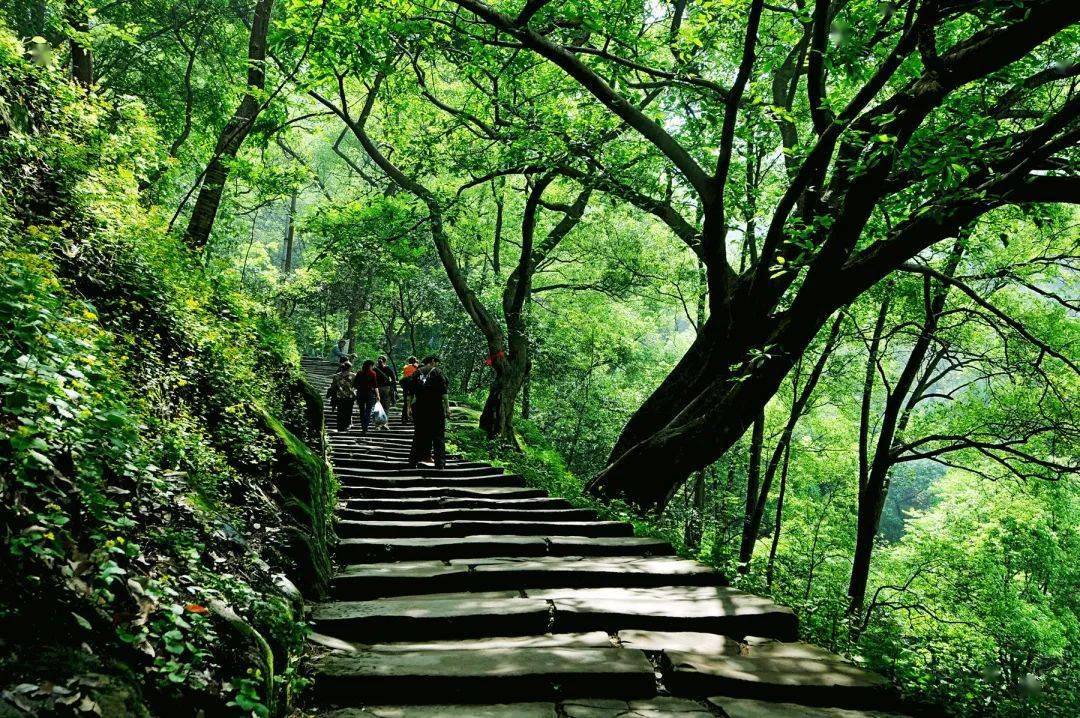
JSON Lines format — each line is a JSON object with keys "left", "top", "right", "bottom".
{"left": 371, "top": 401, "right": 388, "bottom": 427}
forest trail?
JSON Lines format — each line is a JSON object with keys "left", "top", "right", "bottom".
{"left": 301, "top": 358, "right": 912, "bottom": 718}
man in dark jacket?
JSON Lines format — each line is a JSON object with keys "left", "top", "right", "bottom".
{"left": 408, "top": 356, "right": 450, "bottom": 470}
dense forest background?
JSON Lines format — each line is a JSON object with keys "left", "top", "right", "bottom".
{"left": 0, "top": 0, "right": 1077, "bottom": 716}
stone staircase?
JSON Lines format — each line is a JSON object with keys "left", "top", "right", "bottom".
{"left": 301, "top": 357, "right": 911, "bottom": 718}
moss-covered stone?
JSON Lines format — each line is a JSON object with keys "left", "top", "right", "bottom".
{"left": 257, "top": 406, "right": 337, "bottom": 597}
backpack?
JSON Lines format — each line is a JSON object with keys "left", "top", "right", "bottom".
{"left": 330, "top": 373, "right": 354, "bottom": 400}
{"left": 413, "top": 368, "right": 443, "bottom": 403}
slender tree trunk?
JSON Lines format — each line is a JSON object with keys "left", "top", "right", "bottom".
{"left": 460, "top": 359, "right": 475, "bottom": 394}
{"left": 282, "top": 190, "right": 297, "bottom": 274}
{"left": 684, "top": 469, "right": 706, "bottom": 552}
{"left": 492, "top": 177, "right": 504, "bottom": 275}
{"left": 32, "top": 0, "right": 47, "bottom": 35}
{"left": 738, "top": 313, "right": 842, "bottom": 569}
{"left": 847, "top": 245, "right": 963, "bottom": 614}
{"left": 848, "top": 478, "right": 888, "bottom": 613}
{"left": 67, "top": 2, "right": 92, "bottom": 87}
{"left": 738, "top": 412, "right": 766, "bottom": 573}
{"left": 521, "top": 366, "right": 531, "bottom": 420}
{"left": 183, "top": 0, "right": 274, "bottom": 249}
{"left": 567, "top": 366, "right": 594, "bottom": 466}
{"left": 765, "top": 441, "right": 791, "bottom": 588}
{"left": 344, "top": 306, "right": 358, "bottom": 354}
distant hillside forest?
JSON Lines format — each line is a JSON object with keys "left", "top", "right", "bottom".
{"left": 1, "top": 0, "right": 1077, "bottom": 716}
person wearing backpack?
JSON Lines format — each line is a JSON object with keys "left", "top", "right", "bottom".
{"left": 408, "top": 356, "right": 450, "bottom": 469}
{"left": 352, "top": 359, "right": 379, "bottom": 434}
{"left": 375, "top": 355, "right": 397, "bottom": 410}
{"left": 399, "top": 356, "right": 418, "bottom": 425}
{"left": 325, "top": 361, "right": 355, "bottom": 432}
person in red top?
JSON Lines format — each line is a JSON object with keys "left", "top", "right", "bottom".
{"left": 352, "top": 359, "right": 379, "bottom": 434}
{"left": 400, "top": 356, "right": 418, "bottom": 425}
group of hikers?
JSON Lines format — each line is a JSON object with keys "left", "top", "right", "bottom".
{"left": 326, "top": 339, "right": 450, "bottom": 469}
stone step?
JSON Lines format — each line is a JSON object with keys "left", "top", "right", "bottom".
{"left": 340, "top": 486, "right": 548, "bottom": 500}
{"left": 309, "top": 631, "right": 614, "bottom": 653}
{"left": 332, "top": 557, "right": 724, "bottom": 599}
{"left": 336, "top": 535, "right": 674, "bottom": 563}
{"left": 335, "top": 459, "right": 493, "bottom": 470}
{"left": 338, "top": 507, "right": 598, "bottom": 522}
{"left": 323, "top": 705, "right": 556, "bottom": 718}
{"left": 546, "top": 587, "right": 798, "bottom": 641}
{"left": 310, "top": 647, "right": 657, "bottom": 705}
{"left": 332, "top": 453, "right": 473, "bottom": 464}
{"left": 335, "top": 465, "right": 505, "bottom": 478}
{"left": 664, "top": 648, "right": 894, "bottom": 709}
{"left": 338, "top": 476, "right": 527, "bottom": 494}
{"left": 312, "top": 587, "right": 796, "bottom": 642}
{"left": 707, "top": 697, "right": 911, "bottom": 718}
{"left": 334, "top": 519, "right": 635, "bottom": 539}
{"left": 321, "top": 697, "right": 719, "bottom": 718}
{"left": 562, "top": 698, "right": 714, "bottom": 717}
{"left": 343, "top": 496, "right": 575, "bottom": 511}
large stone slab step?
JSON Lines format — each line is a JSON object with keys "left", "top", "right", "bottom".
{"left": 322, "top": 697, "right": 717, "bottom": 718}
{"left": 338, "top": 453, "right": 465, "bottom": 464}
{"left": 312, "top": 587, "right": 795, "bottom": 641}
{"left": 335, "top": 465, "right": 506, "bottom": 479}
{"left": 342, "top": 486, "right": 547, "bottom": 500}
{"left": 310, "top": 647, "right": 657, "bottom": 705}
{"left": 335, "top": 519, "right": 635, "bottom": 539}
{"left": 332, "top": 556, "right": 724, "bottom": 599}
{"left": 309, "top": 631, "right": 613, "bottom": 653}
{"left": 322, "top": 704, "right": 556, "bottom": 717}
{"left": 338, "top": 476, "right": 528, "bottom": 495}
{"left": 334, "top": 449, "right": 465, "bottom": 462}
{"left": 548, "top": 587, "right": 798, "bottom": 641}
{"left": 312, "top": 596, "right": 553, "bottom": 641}
{"left": 337, "top": 535, "right": 674, "bottom": 563}
{"left": 708, "top": 697, "right": 911, "bottom": 718}
{"left": 338, "top": 507, "right": 598, "bottom": 522}
{"left": 334, "top": 458, "right": 493, "bottom": 471}
{"left": 343, "top": 496, "right": 574, "bottom": 511}
{"left": 664, "top": 648, "right": 894, "bottom": 709}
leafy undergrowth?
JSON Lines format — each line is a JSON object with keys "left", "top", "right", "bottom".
{"left": 446, "top": 407, "right": 679, "bottom": 549}
{"left": 0, "top": 29, "right": 332, "bottom": 717}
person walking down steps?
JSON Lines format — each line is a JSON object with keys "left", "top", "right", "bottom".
{"left": 325, "top": 361, "right": 355, "bottom": 432}
{"left": 408, "top": 356, "right": 450, "bottom": 470}
{"left": 352, "top": 359, "right": 379, "bottom": 435}
{"left": 331, "top": 338, "right": 351, "bottom": 365}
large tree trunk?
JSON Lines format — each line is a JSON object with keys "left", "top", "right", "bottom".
{"left": 607, "top": 313, "right": 723, "bottom": 463}
{"left": 479, "top": 327, "right": 527, "bottom": 440}
{"left": 590, "top": 290, "right": 833, "bottom": 509}
{"left": 183, "top": 0, "right": 274, "bottom": 249}
{"left": 479, "top": 360, "right": 526, "bottom": 440}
